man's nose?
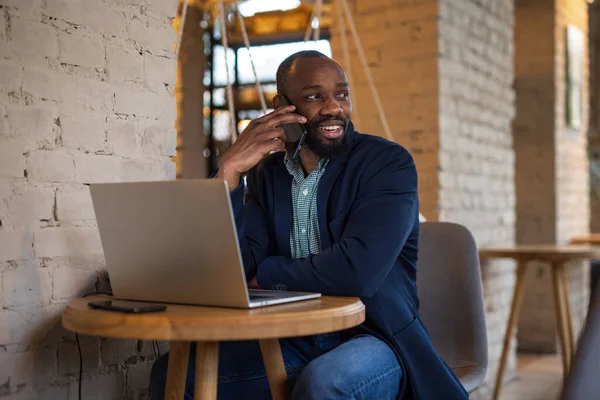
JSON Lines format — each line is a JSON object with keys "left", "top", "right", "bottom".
{"left": 320, "top": 95, "right": 344, "bottom": 116}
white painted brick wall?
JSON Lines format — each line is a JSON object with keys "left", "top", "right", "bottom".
{"left": 52, "top": 267, "right": 97, "bottom": 299}
{"left": 34, "top": 227, "right": 103, "bottom": 258}
{"left": 2, "top": 267, "right": 53, "bottom": 307}
{"left": 6, "top": 107, "right": 56, "bottom": 151}
{"left": 145, "top": 53, "right": 177, "bottom": 86}
{"left": 101, "top": 339, "right": 139, "bottom": 366}
{"left": 74, "top": 153, "right": 122, "bottom": 183}
{"left": 107, "top": 117, "right": 143, "bottom": 156}
{"left": 10, "top": 348, "right": 57, "bottom": 386}
{"left": 143, "top": 125, "right": 177, "bottom": 157}
{"left": 27, "top": 150, "right": 76, "bottom": 182}
{"left": 61, "top": 113, "right": 107, "bottom": 152}
{"left": 0, "top": 230, "right": 34, "bottom": 261}
{"left": 8, "top": 18, "right": 58, "bottom": 61}
{"left": 0, "top": 9, "right": 6, "bottom": 57}
{"left": 0, "top": 140, "right": 26, "bottom": 179}
{"left": 55, "top": 186, "right": 96, "bottom": 221}
{"left": 114, "top": 87, "right": 176, "bottom": 120}
{"left": 4, "top": 185, "right": 55, "bottom": 226}
{"left": 0, "top": 60, "right": 21, "bottom": 93}
{"left": 58, "top": 32, "right": 105, "bottom": 69}
{"left": 107, "top": 45, "right": 144, "bottom": 82}
{"left": 0, "top": 0, "right": 177, "bottom": 396}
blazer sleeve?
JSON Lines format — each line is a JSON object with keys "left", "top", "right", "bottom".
{"left": 229, "top": 168, "right": 272, "bottom": 281}
{"left": 255, "top": 149, "right": 418, "bottom": 297}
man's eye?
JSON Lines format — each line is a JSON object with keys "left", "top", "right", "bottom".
{"left": 338, "top": 92, "right": 349, "bottom": 99}
{"left": 306, "top": 94, "right": 320, "bottom": 100}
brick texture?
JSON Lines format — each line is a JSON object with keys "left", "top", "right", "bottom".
{"left": 515, "top": 0, "right": 591, "bottom": 354}
{"left": 0, "top": 0, "right": 176, "bottom": 396}
{"left": 588, "top": 3, "right": 600, "bottom": 232}
{"left": 330, "top": 1, "right": 516, "bottom": 398}
{"left": 554, "top": 0, "right": 591, "bottom": 349}
{"left": 438, "top": 1, "right": 516, "bottom": 397}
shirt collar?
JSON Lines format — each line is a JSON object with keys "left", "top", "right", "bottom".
{"left": 284, "top": 152, "right": 329, "bottom": 176}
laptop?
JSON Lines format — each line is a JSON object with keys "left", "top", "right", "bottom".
{"left": 89, "top": 179, "right": 321, "bottom": 308}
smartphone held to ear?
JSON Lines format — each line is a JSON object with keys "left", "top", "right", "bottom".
{"left": 278, "top": 95, "right": 307, "bottom": 159}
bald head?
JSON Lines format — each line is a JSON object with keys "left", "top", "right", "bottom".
{"left": 276, "top": 50, "right": 341, "bottom": 96}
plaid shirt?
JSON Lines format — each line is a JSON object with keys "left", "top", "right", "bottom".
{"left": 284, "top": 153, "right": 329, "bottom": 259}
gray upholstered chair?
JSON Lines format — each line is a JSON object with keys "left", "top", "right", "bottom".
{"left": 416, "top": 221, "right": 488, "bottom": 393}
{"left": 561, "top": 285, "right": 600, "bottom": 400}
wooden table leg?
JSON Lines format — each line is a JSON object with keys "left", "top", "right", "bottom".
{"left": 551, "top": 262, "right": 572, "bottom": 378}
{"left": 259, "top": 339, "right": 291, "bottom": 400}
{"left": 194, "top": 342, "right": 219, "bottom": 400}
{"left": 559, "top": 264, "right": 576, "bottom": 357}
{"left": 493, "top": 262, "right": 528, "bottom": 400}
{"left": 165, "top": 341, "right": 191, "bottom": 400}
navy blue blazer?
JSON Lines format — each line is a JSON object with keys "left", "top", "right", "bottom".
{"left": 229, "top": 124, "right": 468, "bottom": 399}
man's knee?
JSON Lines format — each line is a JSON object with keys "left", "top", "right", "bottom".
{"left": 292, "top": 336, "right": 401, "bottom": 400}
{"left": 294, "top": 362, "right": 401, "bottom": 400}
{"left": 149, "top": 352, "right": 169, "bottom": 400}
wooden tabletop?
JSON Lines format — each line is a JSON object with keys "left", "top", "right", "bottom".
{"left": 570, "top": 234, "right": 600, "bottom": 245}
{"left": 480, "top": 244, "right": 600, "bottom": 262}
{"left": 62, "top": 295, "right": 365, "bottom": 342}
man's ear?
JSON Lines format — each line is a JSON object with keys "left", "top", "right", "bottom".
{"left": 272, "top": 94, "right": 281, "bottom": 109}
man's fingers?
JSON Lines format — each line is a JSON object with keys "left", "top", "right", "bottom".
{"left": 255, "top": 105, "right": 296, "bottom": 122}
{"left": 260, "top": 137, "right": 285, "bottom": 154}
{"left": 265, "top": 127, "right": 286, "bottom": 140}
{"left": 266, "top": 113, "right": 307, "bottom": 129}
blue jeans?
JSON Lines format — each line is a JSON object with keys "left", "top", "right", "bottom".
{"left": 149, "top": 329, "right": 401, "bottom": 399}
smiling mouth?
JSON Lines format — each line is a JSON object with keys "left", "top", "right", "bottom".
{"left": 318, "top": 124, "right": 344, "bottom": 139}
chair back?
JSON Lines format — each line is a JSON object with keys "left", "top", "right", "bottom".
{"left": 562, "top": 286, "right": 600, "bottom": 400}
{"left": 416, "top": 221, "right": 488, "bottom": 392}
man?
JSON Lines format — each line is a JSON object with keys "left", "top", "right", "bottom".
{"left": 150, "top": 51, "right": 468, "bottom": 399}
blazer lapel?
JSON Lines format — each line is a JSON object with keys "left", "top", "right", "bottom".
{"left": 273, "top": 161, "right": 293, "bottom": 257}
{"left": 317, "top": 154, "right": 348, "bottom": 250}
{"left": 317, "top": 124, "right": 355, "bottom": 250}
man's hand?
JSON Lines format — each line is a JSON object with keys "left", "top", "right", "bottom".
{"left": 216, "top": 105, "right": 306, "bottom": 191}
{"left": 248, "top": 276, "right": 261, "bottom": 289}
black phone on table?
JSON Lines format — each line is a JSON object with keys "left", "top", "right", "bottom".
{"left": 278, "top": 95, "right": 307, "bottom": 159}
{"left": 88, "top": 300, "right": 167, "bottom": 314}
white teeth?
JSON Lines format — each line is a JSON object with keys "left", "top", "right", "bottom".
{"left": 320, "top": 126, "right": 339, "bottom": 131}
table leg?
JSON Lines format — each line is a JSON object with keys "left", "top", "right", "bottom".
{"left": 551, "top": 262, "right": 571, "bottom": 378}
{"left": 194, "top": 342, "right": 219, "bottom": 400}
{"left": 493, "top": 262, "right": 527, "bottom": 400}
{"left": 259, "top": 339, "right": 291, "bottom": 400}
{"left": 165, "top": 341, "right": 191, "bottom": 400}
{"left": 559, "top": 264, "right": 576, "bottom": 357}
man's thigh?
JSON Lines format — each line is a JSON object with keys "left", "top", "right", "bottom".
{"left": 293, "top": 334, "right": 402, "bottom": 400}
{"left": 149, "top": 337, "right": 313, "bottom": 400}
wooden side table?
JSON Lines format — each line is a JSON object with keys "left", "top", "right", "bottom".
{"left": 570, "top": 234, "right": 600, "bottom": 245}
{"left": 480, "top": 245, "right": 600, "bottom": 400}
{"left": 62, "top": 295, "right": 365, "bottom": 400}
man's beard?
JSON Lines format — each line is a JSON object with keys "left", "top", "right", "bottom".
{"left": 304, "top": 114, "right": 350, "bottom": 159}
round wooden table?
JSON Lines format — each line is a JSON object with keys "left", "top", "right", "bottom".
{"left": 62, "top": 295, "right": 365, "bottom": 400}
{"left": 480, "top": 245, "right": 600, "bottom": 400}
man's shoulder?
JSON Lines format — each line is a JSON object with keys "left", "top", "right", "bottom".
{"left": 351, "top": 131, "right": 415, "bottom": 168}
